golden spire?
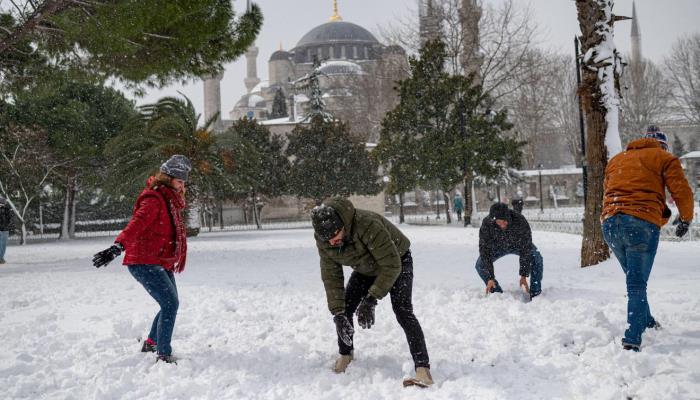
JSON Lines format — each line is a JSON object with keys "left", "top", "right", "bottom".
{"left": 330, "top": 0, "right": 342, "bottom": 22}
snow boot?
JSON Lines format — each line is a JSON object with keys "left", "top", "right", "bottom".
{"left": 332, "top": 353, "right": 353, "bottom": 373}
{"left": 141, "top": 338, "right": 156, "bottom": 353}
{"left": 647, "top": 319, "right": 662, "bottom": 330}
{"left": 403, "top": 367, "right": 433, "bottom": 388}
{"left": 621, "top": 339, "right": 640, "bottom": 352}
{"left": 156, "top": 354, "right": 178, "bottom": 364}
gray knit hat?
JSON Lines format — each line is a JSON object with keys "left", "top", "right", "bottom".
{"left": 160, "top": 154, "right": 192, "bottom": 181}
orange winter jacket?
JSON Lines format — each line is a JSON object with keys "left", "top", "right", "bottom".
{"left": 602, "top": 138, "right": 694, "bottom": 227}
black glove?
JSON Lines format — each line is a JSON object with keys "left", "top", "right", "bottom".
{"left": 92, "top": 243, "right": 124, "bottom": 268}
{"left": 333, "top": 314, "right": 354, "bottom": 346}
{"left": 675, "top": 220, "right": 690, "bottom": 238}
{"left": 356, "top": 295, "right": 377, "bottom": 329}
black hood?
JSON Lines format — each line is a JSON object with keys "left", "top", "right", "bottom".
{"left": 488, "top": 203, "right": 512, "bottom": 223}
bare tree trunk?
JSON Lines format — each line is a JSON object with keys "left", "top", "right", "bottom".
{"left": 463, "top": 175, "right": 474, "bottom": 226}
{"left": 60, "top": 177, "right": 74, "bottom": 241}
{"left": 434, "top": 189, "right": 441, "bottom": 219}
{"left": 218, "top": 200, "right": 224, "bottom": 229}
{"left": 443, "top": 191, "right": 452, "bottom": 223}
{"left": 69, "top": 180, "right": 77, "bottom": 239}
{"left": 398, "top": 192, "right": 405, "bottom": 224}
{"left": 576, "top": 0, "right": 617, "bottom": 267}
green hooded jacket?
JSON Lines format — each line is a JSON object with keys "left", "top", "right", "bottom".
{"left": 315, "top": 197, "right": 411, "bottom": 315}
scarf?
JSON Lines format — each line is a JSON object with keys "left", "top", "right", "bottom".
{"left": 154, "top": 183, "right": 188, "bottom": 273}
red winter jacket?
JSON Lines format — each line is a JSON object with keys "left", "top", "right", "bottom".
{"left": 115, "top": 179, "right": 188, "bottom": 272}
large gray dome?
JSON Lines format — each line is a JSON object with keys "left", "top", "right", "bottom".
{"left": 291, "top": 21, "right": 383, "bottom": 64}
{"left": 296, "top": 21, "right": 379, "bottom": 47}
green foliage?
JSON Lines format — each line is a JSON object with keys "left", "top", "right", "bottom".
{"left": 13, "top": 77, "right": 137, "bottom": 166}
{"left": 105, "top": 95, "right": 226, "bottom": 200}
{"left": 270, "top": 88, "right": 288, "bottom": 119}
{"left": 217, "top": 118, "right": 290, "bottom": 198}
{"left": 1, "top": 1, "right": 263, "bottom": 90}
{"left": 286, "top": 116, "right": 382, "bottom": 203}
{"left": 295, "top": 58, "right": 333, "bottom": 122}
{"left": 378, "top": 39, "right": 523, "bottom": 195}
{"left": 0, "top": 13, "right": 48, "bottom": 97}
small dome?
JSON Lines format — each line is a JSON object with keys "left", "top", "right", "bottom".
{"left": 270, "top": 50, "right": 291, "bottom": 61}
{"left": 235, "top": 93, "right": 267, "bottom": 109}
{"left": 318, "top": 60, "right": 365, "bottom": 76}
{"left": 252, "top": 80, "right": 269, "bottom": 94}
{"left": 296, "top": 21, "right": 379, "bottom": 47}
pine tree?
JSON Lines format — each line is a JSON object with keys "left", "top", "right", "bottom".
{"left": 218, "top": 118, "right": 290, "bottom": 228}
{"left": 270, "top": 88, "right": 288, "bottom": 119}
{"left": 286, "top": 116, "right": 381, "bottom": 204}
{"left": 0, "top": 1, "right": 263, "bottom": 90}
{"left": 10, "top": 76, "right": 137, "bottom": 239}
{"left": 378, "top": 39, "right": 522, "bottom": 224}
{"left": 295, "top": 57, "right": 333, "bottom": 122}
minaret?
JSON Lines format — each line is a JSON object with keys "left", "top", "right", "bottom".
{"left": 630, "top": 1, "right": 642, "bottom": 66}
{"left": 203, "top": 72, "right": 223, "bottom": 126}
{"left": 459, "top": 0, "right": 483, "bottom": 79}
{"left": 330, "top": 0, "right": 342, "bottom": 22}
{"left": 244, "top": 43, "right": 261, "bottom": 93}
{"left": 419, "top": 0, "right": 440, "bottom": 46}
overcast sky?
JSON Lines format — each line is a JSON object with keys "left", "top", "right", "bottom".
{"left": 128, "top": 0, "right": 700, "bottom": 119}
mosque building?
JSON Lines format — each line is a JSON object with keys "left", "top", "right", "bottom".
{"left": 202, "top": 0, "right": 409, "bottom": 143}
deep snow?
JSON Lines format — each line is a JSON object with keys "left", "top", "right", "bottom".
{"left": 1, "top": 226, "right": 699, "bottom": 399}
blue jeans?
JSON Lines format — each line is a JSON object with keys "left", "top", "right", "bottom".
{"left": 602, "top": 214, "right": 660, "bottom": 346}
{"left": 128, "top": 265, "right": 179, "bottom": 356}
{"left": 474, "top": 247, "right": 544, "bottom": 296}
{"left": 0, "top": 231, "right": 8, "bottom": 261}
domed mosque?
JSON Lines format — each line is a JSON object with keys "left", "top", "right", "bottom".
{"left": 203, "top": 0, "right": 409, "bottom": 142}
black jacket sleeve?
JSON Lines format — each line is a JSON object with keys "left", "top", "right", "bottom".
{"left": 478, "top": 220, "right": 496, "bottom": 281}
{"left": 515, "top": 215, "right": 534, "bottom": 277}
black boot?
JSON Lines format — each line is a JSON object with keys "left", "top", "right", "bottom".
{"left": 157, "top": 354, "right": 178, "bottom": 364}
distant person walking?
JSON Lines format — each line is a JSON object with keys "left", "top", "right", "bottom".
{"left": 453, "top": 191, "right": 464, "bottom": 222}
{"left": 92, "top": 155, "right": 192, "bottom": 363}
{"left": 602, "top": 128, "right": 694, "bottom": 352}
{"left": 0, "top": 196, "right": 13, "bottom": 264}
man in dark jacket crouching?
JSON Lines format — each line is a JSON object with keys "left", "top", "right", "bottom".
{"left": 312, "top": 197, "right": 432, "bottom": 388}
{"left": 475, "top": 202, "right": 543, "bottom": 299}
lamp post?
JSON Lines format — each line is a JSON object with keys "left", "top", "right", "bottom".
{"left": 537, "top": 163, "right": 544, "bottom": 213}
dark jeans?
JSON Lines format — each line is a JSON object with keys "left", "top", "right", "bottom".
{"left": 338, "top": 250, "right": 430, "bottom": 369}
{"left": 128, "top": 264, "right": 179, "bottom": 356}
{"left": 456, "top": 209, "right": 463, "bottom": 221}
{"left": 602, "top": 214, "right": 660, "bottom": 346}
{"left": 474, "top": 247, "right": 544, "bottom": 296}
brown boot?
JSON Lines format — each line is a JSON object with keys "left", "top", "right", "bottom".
{"left": 403, "top": 367, "right": 433, "bottom": 388}
{"left": 332, "top": 353, "right": 353, "bottom": 373}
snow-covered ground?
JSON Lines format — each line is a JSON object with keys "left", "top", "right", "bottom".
{"left": 1, "top": 226, "right": 699, "bottom": 400}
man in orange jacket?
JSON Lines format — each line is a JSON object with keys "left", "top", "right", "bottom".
{"left": 602, "top": 127, "right": 694, "bottom": 352}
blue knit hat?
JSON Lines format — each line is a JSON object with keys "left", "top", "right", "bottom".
{"left": 644, "top": 125, "right": 668, "bottom": 150}
{"left": 160, "top": 155, "right": 192, "bottom": 181}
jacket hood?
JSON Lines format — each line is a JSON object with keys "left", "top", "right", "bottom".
{"left": 488, "top": 202, "right": 512, "bottom": 224}
{"left": 324, "top": 197, "right": 356, "bottom": 234}
{"left": 626, "top": 138, "right": 663, "bottom": 151}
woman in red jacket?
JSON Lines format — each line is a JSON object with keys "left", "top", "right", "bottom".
{"left": 93, "top": 155, "right": 191, "bottom": 364}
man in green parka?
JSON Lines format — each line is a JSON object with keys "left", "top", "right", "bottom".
{"left": 311, "top": 197, "right": 433, "bottom": 388}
